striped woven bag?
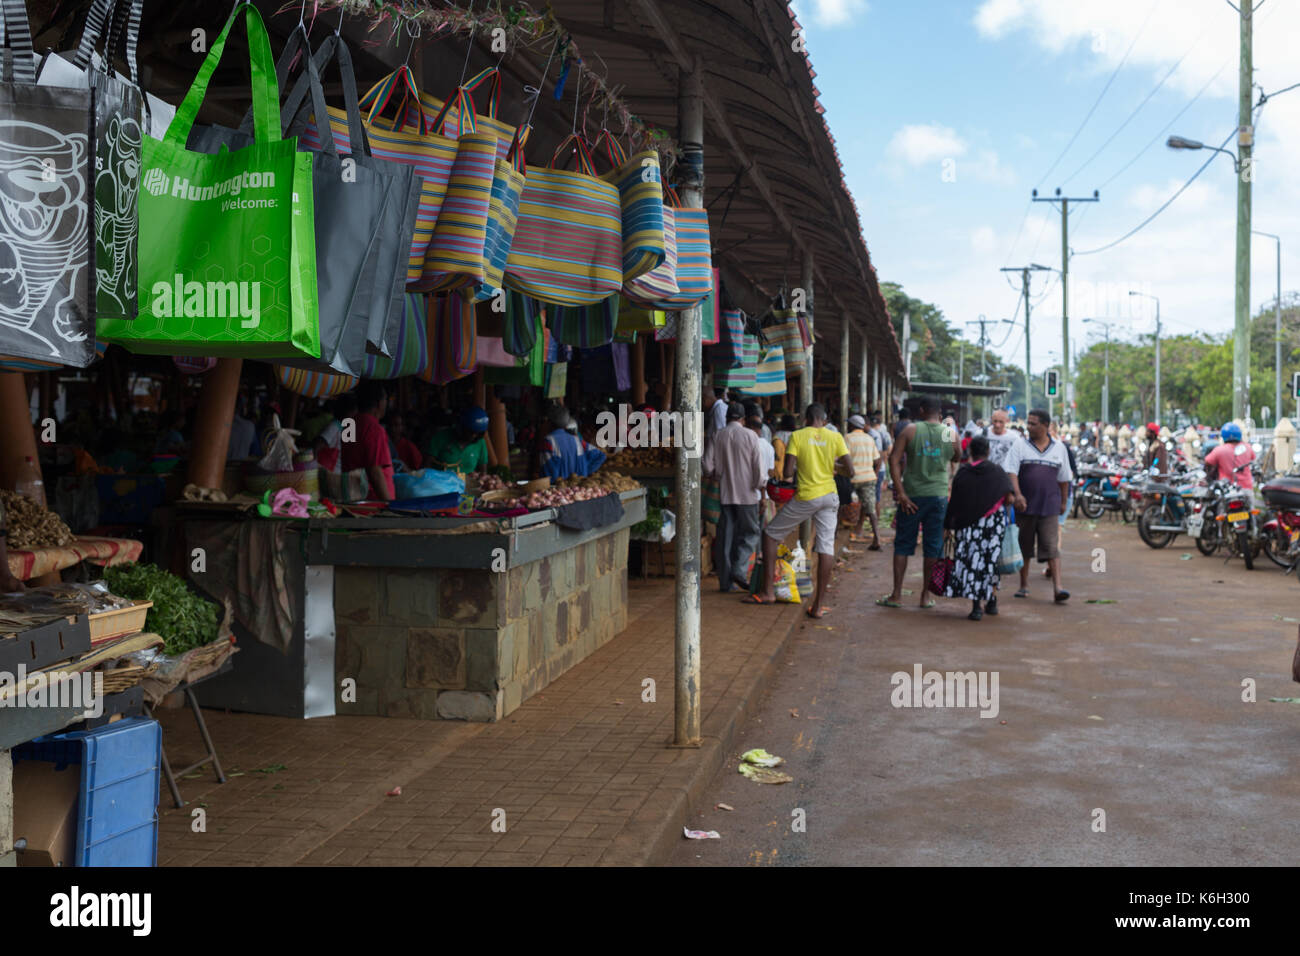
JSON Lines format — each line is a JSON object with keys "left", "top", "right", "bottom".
{"left": 709, "top": 309, "right": 747, "bottom": 369}
{"left": 419, "top": 85, "right": 498, "bottom": 293}
{"left": 767, "top": 310, "right": 807, "bottom": 378}
{"left": 713, "top": 329, "right": 757, "bottom": 390}
{"left": 631, "top": 186, "right": 711, "bottom": 310}
{"left": 504, "top": 134, "right": 623, "bottom": 306}
{"left": 421, "top": 294, "right": 477, "bottom": 384}
{"left": 474, "top": 123, "right": 528, "bottom": 303}
{"left": 654, "top": 268, "right": 721, "bottom": 345}
{"left": 275, "top": 365, "right": 358, "bottom": 398}
{"left": 590, "top": 130, "right": 665, "bottom": 283}
{"left": 501, "top": 291, "right": 542, "bottom": 356}
{"left": 743, "top": 346, "right": 787, "bottom": 397}
{"left": 547, "top": 295, "right": 619, "bottom": 349}
{"left": 361, "top": 293, "right": 429, "bottom": 379}
{"left": 300, "top": 65, "right": 456, "bottom": 287}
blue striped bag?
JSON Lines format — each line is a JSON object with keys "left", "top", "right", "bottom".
{"left": 591, "top": 130, "right": 665, "bottom": 283}
{"left": 502, "top": 290, "right": 543, "bottom": 356}
{"left": 709, "top": 309, "right": 747, "bottom": 369}
{"left": 654, "top": 268, "right": 721, "bottom": 345}
{"left": 629, "top": 185, "right": 711, "bottom": 309}
{"left": 713, "top": 329, "right": 757, "bottom": 390}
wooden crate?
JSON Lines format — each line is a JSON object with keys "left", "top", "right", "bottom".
{"left": 89, "top": 602, "right": 152, "bottom": 644}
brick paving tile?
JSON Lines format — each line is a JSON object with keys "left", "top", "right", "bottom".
{"left": 154, "top": 567, "right": 809, "bottom": 866}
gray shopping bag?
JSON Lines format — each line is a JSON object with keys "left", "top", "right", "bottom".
{"left": 0, "top": 0, "right": 96, "bottom": 365}
{"left": 38, "top": 0, "right": 146, "bottom": 321}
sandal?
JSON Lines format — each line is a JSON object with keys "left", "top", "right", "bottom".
{"left": 1054, "top": 590, "right": 1070, "bottom": 603}
{"left": 875, "top": 596, "right": 902, "bottom": 608}
{"left": 868, "top": 544, "right": 881, "bottom": 551}
{"left": 806, "top": 606, "right": 831, "bottom": 619}
{"left": 741, "top": 594, "right": 774, "bottom": 605}
{"left": 1014, "top": 589, "right": 1029, "bottom": 599}
{"left": 919, "top": 599, "right": 937, "bottom": 609}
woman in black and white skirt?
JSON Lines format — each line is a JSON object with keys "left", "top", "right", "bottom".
{"left": 944, "top": 435, "right": 1015, "bottom": 620}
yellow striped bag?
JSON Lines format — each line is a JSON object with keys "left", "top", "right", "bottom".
{"left": 591, "top": 130, "right": 666, "bottom": 283}
{"left": 275, "top": 365, "right": 358, "bottom": 399}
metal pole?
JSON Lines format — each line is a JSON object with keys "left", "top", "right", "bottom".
{"left": 1233, "top": 0, "right": 1253, "bottom": 421}
{"left": 1024, "top": 269, "right": 1032, "bottom": 417}
{"left": 1277, "top": 237, "right": 1283, "bottom": 427}
{"left": 1103, "top": 327, "right": 1110, "bottom": 425}
{"left": 840, "top": 317, "right": 850, "bottom": 429}
{"left": 1061, "top": 198, "right": 1070, "bottom": 423}
{"left": 672, "top": 61, "right": 704, "bottom": 748}
{"left": 1154, "top": 299, "right": 1161, "bottom": 425}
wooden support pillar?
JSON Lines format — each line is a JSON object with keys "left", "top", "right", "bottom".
{"left": 839, "top": 317, "right": 850, "bottom": 431}
{"left": 859, "top": 337, "right": 869, "bottom": 418}
{"left": 189, "top": 358, "right": 242, "bottom": 490}
{"left": 488, "top": 388, "right": 509, "bottom": 469}
{"left": 0, "top": 372, "right": 40, "bottom": 499}
{"left": 632, "top": 336, "right": 647, "bottom": 406}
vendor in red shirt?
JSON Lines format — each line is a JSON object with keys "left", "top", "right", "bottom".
{"left": 341, "top": 381, "right": 395, "bottom": 500}
{"left": 385, "top": 410, "right": 423, "bottom": 472}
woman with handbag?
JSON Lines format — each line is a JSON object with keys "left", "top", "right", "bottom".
{"left": 943, "top": 435, "right": 1015, "bottom": 621}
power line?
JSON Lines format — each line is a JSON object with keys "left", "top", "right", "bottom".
{"left": 1073, "top": 127, "right": 1234, "bottom": 257}
{"left": 1097, "top": 56, "right": 1230, "bottom": 190}
{"left": 1061, "top": 22, "right": 1212, "bottom": 188}
{"left": 1034, "top": 0, "right": 1160, "bottom": 189}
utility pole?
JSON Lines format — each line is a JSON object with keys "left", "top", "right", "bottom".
{"left": 1033, "top": 188, "right": 1100, "bottom": 423}
{"left": 1233, "top": 0, "right": 1254, "bottom": 422}
{"left": 1083, "top": 318, "right": 1113, "bottom": 423}
{"left": 966, "top": 314, "right": 991, "bottom": 418}
{"left": 1001, "top": 264, "right": 1051, "bottom": 418}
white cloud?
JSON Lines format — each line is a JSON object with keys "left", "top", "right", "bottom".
{"left": 972, "top": 226, "right": 998, "bottom": 255}
{"left": 887, "top": 123, "right": 967, "bottom": 165}
{"left": 793, "top": 0, "right": 869, "bottom": 28}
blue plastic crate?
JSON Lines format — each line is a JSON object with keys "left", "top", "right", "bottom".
{"left": 14, "top": 717, "right": 161, "bottom": 867}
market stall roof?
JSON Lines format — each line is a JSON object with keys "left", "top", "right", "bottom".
{"left": 907, "top": 382, "right": 1010, "bottom": 397}
{"left": 546, "top": 0, "right": 904, "bottom": 384}
{"left": 40, "top": 0, "right": 902, "bottom": 385}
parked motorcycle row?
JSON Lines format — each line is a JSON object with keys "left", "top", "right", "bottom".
{"left": 1072, "top": 440, "right": 1300, "bottom": 578}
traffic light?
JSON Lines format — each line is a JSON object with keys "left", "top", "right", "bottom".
{"left": 1292, "top": 370, "right": 1300, "bottom": 400}
{"left": 1044, "top": 369, "right": 1059, "bottom": 398}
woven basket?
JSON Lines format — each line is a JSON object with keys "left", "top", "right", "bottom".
{"left": 185, "top": 638, "right": 235, "bottom": 671}
{"left": 98, "top": 662, "right": 159, "bottom": 695}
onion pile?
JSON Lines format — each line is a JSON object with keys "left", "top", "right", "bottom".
{"left": 468, "top": 472, "right": 507, "bottom": 491}
{"left": 520, "top": 486, "right": 610, "bottom": 510}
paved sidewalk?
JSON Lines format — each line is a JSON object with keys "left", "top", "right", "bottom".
{"left": 154, "top": 565, "right": 819, "bottom": 866}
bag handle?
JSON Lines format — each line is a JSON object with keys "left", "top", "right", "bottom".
{"left": 0, "top": 0, "right": 38, "bottom": 84}
{"left": 281, "top": 34, "right": 374, "bottom": 165}
{"left": 550, "top": 133, "right": 597, "bottom": 175}
{"left": 427, "top": 84, "right": 478, "bottom": 139}
{"left": 165, "top": 3, "right": 280, "bottom": 146}
{"left": 460, "top": 67, "right": 501, "bottom": 121}
{"left": 359, "top": 64, "right": 429, "bottom": 136}
{"left": 103, "top": 0, "right": 143, "bottom": 85}
{"left": 71, "top": 0, "right": 115, "bottom": 71}
{"left": 234, "top": 20, "right": 313, "bottom": 138}
{"left": 505, "top": 123, "right": 530, "bottom": 173}
{"left": 590, "top": 128, "right": 629, "bottom": 169}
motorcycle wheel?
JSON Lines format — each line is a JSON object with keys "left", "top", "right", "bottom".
{"left": 1119, "top": 496, "right": 1135, "bottom": 524}
{"left": 1079, "top": 490, "right": 1105, "bottom": 520}
{"left": 1240, "top": 530, "right": 1254, "bottom": 570}
{"left": 1138, "top": 503, "right": 1175, "bottom": 549}
{"left": 1261, "top": 528, "right": 1293, "bottom": 569}
{"left": 1195, "top": 518, "right": 1221, "bottom": 556}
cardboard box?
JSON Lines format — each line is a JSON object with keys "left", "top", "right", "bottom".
{"left": 12, "top": 759, "right": 79, "bottom": 867}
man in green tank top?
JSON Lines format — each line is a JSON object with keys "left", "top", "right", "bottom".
{"left": 880, "top": 396, "right": 959, "bottom": 608}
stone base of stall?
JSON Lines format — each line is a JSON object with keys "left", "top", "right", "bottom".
{"left": 333, "top": 529, "right": 630, "bottom": 721}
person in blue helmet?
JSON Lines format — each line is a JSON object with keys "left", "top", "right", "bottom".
{"left": 426, "top": 406, "right": 490, "bottom": 474}
{"left": 540, "top": 405, "right": 606, "bottom": 481}
{"left": 1204, "top": 422, "right": 1254, "bottom": 499}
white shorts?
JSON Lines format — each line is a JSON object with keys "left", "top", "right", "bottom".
{"left": 764, "top": 491, "right": 839, "bottom": 555}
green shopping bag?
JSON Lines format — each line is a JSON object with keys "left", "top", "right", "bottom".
{"left": 96, "top": 3, "right": 319, "bottom": 359}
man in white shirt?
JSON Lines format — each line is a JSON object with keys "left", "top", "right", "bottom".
{"left": 985, "top": 408, "right": 1017, "bottom": 470}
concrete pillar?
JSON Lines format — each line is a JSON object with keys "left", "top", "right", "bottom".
{"left": 673, "top": 59, "right": 705, "bottom": 748}
{"left": 1275, "top": 417, "right": 1296, "bottom": 472}
{"left": 859, "top": 338, "right": 868, "bottom": 418}
{"left": 799, "top": 256, "right": 814, "bottom": 415}
{"left": 839, "top": 318, "right": 850, "bottom": 430}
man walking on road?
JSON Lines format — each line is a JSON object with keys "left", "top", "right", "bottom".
{"left": 846, "top": 415, "right": 882, "bottom": 549}
{"left": 1004, "top": 408, "right": 1073, "bottom": 603}
{"left": 703, "top": 402, "right": 767, "bottom": 592}
{"left": 879, "top": 396, "right": 960, "bottom": 609}
{"left": 750, "top": 403, "right": 852, "bottom": 619}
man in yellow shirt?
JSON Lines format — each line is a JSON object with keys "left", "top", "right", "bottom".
{"left": 748, "top": 403, "right": 852, "bottom": 618}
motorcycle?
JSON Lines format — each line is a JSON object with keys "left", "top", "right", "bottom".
{"left": 1074, "top": 461, "right": 1137, "bottom": 522}
{"left": 1213, "top": 483, "right": 1262, "bottom": 569}
{"left": 1136, "top": 469, "right": 1208, "bottom": 549}
{"left": 1260, "top": 474, "right": 1300, "bottom": 569}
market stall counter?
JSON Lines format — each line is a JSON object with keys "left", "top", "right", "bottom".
{"left": 180, "top": 489, "right": 645, "bottom": 722}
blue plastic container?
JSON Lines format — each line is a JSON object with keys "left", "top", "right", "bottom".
{"left": 14, "top": 717, "right": 161, "bottom": 867}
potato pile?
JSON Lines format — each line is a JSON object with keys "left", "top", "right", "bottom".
{"left": 1, "top": 491, "right": 73, "bottom": 549}
{"left": 605, "top": 447, "right": 672, "bottom": 471}
{"left": 560, "top": 472, "right": 642, "bottom": 493}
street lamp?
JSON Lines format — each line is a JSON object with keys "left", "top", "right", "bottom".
{"left": 1083, "top": 318, "right": 1114, "bottom": 424}
{"left": 1252, "top": 229, "right": 1282, "bottom": 427}
{"left": 1166, "top": 135, "right": 1242, "bottom": 171}
{"left": 1129, "top": 291, "right": 1161, "bottom": 425}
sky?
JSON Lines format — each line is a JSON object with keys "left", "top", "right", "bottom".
{"left": 789, "top": 0, "right": 1300, "bottom": 382}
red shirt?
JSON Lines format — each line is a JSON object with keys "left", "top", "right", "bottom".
{"left": 341, "top": 412, "right": 395, "bottom": 498}
{"left": 395, "top": 436, "right": 423, "bottom": 472}
{"left": 1205, "top": 441, "right": 1254, "bottom": 490}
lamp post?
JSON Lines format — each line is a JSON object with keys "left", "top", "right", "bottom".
{"left": 1129, "top": 291, "right": 1161, "bottom": 424}
{"left": 1253, "top": 230, "right": 1281, "bottom": 427}
{"left": 1083, "top": 318, "right": 1114, "bottom": 424}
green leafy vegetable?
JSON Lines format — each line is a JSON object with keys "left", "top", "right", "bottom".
{"left": 102, "top": 563, "right": 219, "bottom": 656}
